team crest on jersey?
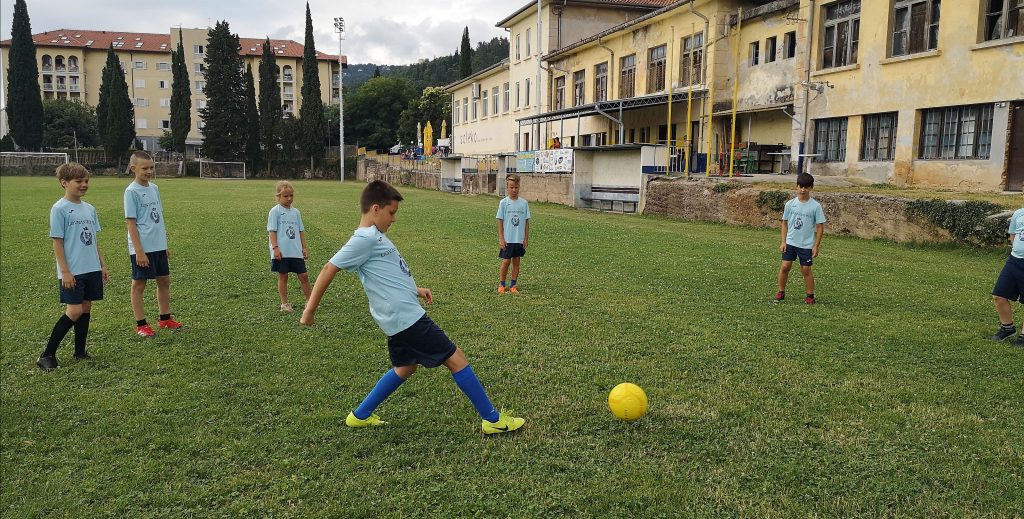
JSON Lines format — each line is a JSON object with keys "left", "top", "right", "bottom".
{"left": 399, "top": 256, "right": 412, "bottom": 277}
{"left": 511, "top": 214, "right": 520, "bottom": 227}
{"left": 286, "top": 226, "right": 296, "bottom": 239}
{"left": 150, "top": 206, "right": 161, "bottom": 223}
{"left": 793, "top": 217, "right": 804, "bottom": 230}
{"left": 80, "top": 226, "right": 93, "bottom": 246}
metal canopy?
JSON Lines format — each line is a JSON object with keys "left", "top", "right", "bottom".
{"left": 515, "top": 89, "right": 709, "bottom": 125}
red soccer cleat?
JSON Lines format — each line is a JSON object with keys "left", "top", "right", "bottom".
{"left": 158, "top": 318, "right": 183, "bottom": 330}
{"left": 136, "top": 324, "right": 156, "bottom": 338}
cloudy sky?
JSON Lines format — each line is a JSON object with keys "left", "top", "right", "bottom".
{"left": 1, "top": 0, "right": 517, "bottom": 64}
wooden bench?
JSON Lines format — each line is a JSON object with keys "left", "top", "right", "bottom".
{"left": 580, "top": 185, "right": 640, "bottom": 213}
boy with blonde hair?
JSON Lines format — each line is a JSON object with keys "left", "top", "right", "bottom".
{"left": 496, "top": 174, "right": 531, "bottom": 294}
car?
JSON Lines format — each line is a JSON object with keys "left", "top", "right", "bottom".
{"left": 388, "top": 144, "right": 403, "bottom": 154}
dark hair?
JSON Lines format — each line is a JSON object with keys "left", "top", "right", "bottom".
{"left": 56, "top": 162, "right": 90, "bottom": 183}
{"left": 796, "top": 173, "right": 815, "bottom": 188}
{"left": 360, "top": 180, "right": 404, "bottom": 213}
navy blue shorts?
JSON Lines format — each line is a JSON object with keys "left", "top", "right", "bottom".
{"left": 993, "top": 255, "right": 1024, "bottom": 301}
{"left": 781, "top": 244, "right": 813, "bottom": 266}
{"left": 271, "top": 257, "right": 307, "bottom": 274}
{"left": 130, "top": 250, "right": 170, "bottom": 280}
{"left": 499, "top": 243, "right": 526, "bottom": 259}
{"left": 59, "top": 271, "right": 104, "bottom": 304}
{"left": 387, "top": 314, "right": 457, "bottom": 368}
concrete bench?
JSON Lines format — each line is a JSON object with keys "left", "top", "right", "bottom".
{"left": 581, "top": 185, "right": 640, "bottom": 213}
{"left": 443, "top": 178, "right": 463, "bottom": 193}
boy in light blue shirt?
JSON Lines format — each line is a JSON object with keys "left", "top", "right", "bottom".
{"left": 774, "top": 173, "right": 826, "bottom": 304}
{"left": 267, "top": 181, "right": 311, "bottom": 312}
{"left": 989, "top": 192, "right": 1024, "bottom": 347}
{"left": 124, "top": 151, "right": 182, "bottom": 337}
{"left": 496, "top": 174, "right": 531, "bottom": 294}
{"left": 301, "top": 180, "right": 525, "bottom": 435}
{"left": 39, "top": 163, "right": 110, "bottom": 371}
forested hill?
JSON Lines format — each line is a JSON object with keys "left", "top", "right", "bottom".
{"left": 345, "top": 36, "right": 509, "bottom": 92}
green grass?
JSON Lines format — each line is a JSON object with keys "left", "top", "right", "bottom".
{"left": 750, "top": 181, "right": 1024, "bottom": 209}
{"left": 2, "top": 176, "right": 1022, "bottom": 517}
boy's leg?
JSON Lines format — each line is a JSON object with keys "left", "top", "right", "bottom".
{"left": 297, "top": 272, "right": 312, "bottom": 302}
{"left": 156, "top": 275, "right": 172, "bottom": 316}
{"left": 130, "top": 279, "right": 147, "bottom": 321}
{"left": 498, "top": 259, "right": 511, "bottom": 291}
{"left": 277, "top": 272, "right": 289, "bottom": 305}
{"left": 73, "top": 300, "right": 92, "bottom": 357}
{"left": 350, "top": 366, "right": 414, "bottom": 422}
{"left": 800, "top": 265, "right": 814, "bottom": 296}
{"left": 994, "top": 295, "right": 1014, "bottom": 325}
{"left": 40, "top": 302, "right": 83, "bottom": 369}
{"left": 510, "top": 257, "right": 521, "bottom": 285}
{"left": 445, "top": 348, "right": 500, "bottom": 422}
{"left": 777, "top": 260, "right": 793, "bottom": 292}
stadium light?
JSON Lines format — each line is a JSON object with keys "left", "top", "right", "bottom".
{"left": 334, "top": 17, "right": 346, "bottom": 183}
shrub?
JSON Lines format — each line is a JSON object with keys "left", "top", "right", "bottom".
{"left": 905, "top": 199, "right": 1007, "bottom": 247}
{"left": 712, "top": 182, "right": 743, "bottom": 194}
{"left": 756, "top": 190, "right": 789, "bottom": 213}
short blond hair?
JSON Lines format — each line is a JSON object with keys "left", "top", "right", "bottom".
{"left": 505, "top": 174, "right": 521, "bottom": 185}
{"left": 56, "top": 162, "right": 90, "bottom": 183}
{"left": 129, "top": 150, "right": 152, "bottom": 165}
{"left": 275, "top": 180, "right": 294, "bottom": 197}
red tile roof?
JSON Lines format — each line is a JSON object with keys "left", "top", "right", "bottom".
{"left": 497, "top": 0, "right": 677, "bottom": 27}
{"left": 1, "top": 29, "right": 341, "bottom": 62}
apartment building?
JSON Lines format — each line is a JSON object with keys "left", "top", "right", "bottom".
{"left": 1, "top": 27, "right": 344, "bottom": 154}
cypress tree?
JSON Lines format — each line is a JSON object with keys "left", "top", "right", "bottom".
{"left": 200, "top": 21, "right": 247, "bottom": 161}
{"left": 258, "top": 38, "right": 282, "bottom": 171}
{"left": 459, "top": 27, "right": 472, "bottom": 79}
{"left": 170, "top": 31, "right": 192, "bottom": 154}
{"left": 6, "top": 0, "right": 44, "bottom": 150}
{"left": 243, "top": 63, "right": 261, "bottom": 173}
{"left": 97, "top": 47, "right": 135, "bottom": 163}
{"left": 299, "top": 3, "right": 325, "bottom": 165}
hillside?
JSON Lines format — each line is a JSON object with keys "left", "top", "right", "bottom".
{"left": 344, "top": 36, "right": 509, "bottom": 92}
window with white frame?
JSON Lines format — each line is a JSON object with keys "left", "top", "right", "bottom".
{"left": 647, "top": 44, "right": 666, "bottom": 93}
{"left": 195, "top": 81, "right": 205, "bottom": 93}
{"left": 554, "top": 76, "right": 565, "bottom": 110}
{"left": 814, "top": 117, "right": 849, "bottom": 162}
{"left": 765, "top": 36, "right": 777, "bottom": 62}
{"left": 135, "top": 97, "right": 149, "bottom": 107}
{"left": 197, "top": 120, "right": 206, "bottom": 130}
{"left": 620, "top": 54, "right": 636, "bottom": 98}
{"left": 680, "top": 33, "right": 703, "bottom": 86}
{"left": 482, "top": 88, "right": 489, "bottom": 117}
{"left": 526, "top": 28, "right": 532, "bottom": 56}
{"left": 525, "top": 78, "right": 531, "bottom": 106}
{"left": 821, "top": 0, "right": 860, "bottom": 69}
{"left": 984, "top": 0, "right": 1023, "bottom": 41}
{"left": 920, "top": 104, "right": 994, "bottom": 160}
{"left": 454, "top": 101, "right": 460, "bottom": 124}
{"left": 462, "top": 97, "right": 468, "bottom": 122}
{"left": 892, "top": 0, "right": 940, "bottom": 56}
{"left": 133, "top": 60, "right": 145, "bottom": 69}
{"left": 573, "top": 70, "right": 585, "bottom": 106}
{"left": 503, "top": 82, "right": 510, "bottom": 112}
{"left": 157, "top": 62, "right": 171, "bottom": 71}
{"left": 492, "top": 86, "right": 499, "bottom": 114}
{"left": 195, "top": 63, "right": 205, "bottom": 74}
{"left": 472, "top": 96, "right": 478, "bottom": 119}
{"left": 861, "top": 112, "right": 898, "bottom": 161}
{"left": 515, "top": 82, "right": 521, "bottom": 108}
{"left": 158, "top": 80, "right": 169, "bottom": 89}
{"left": 160, "top": 98, "right": 170, "bottom": 107}
{"left": 193, "top": 44, "right": 204, "bottom": 55}
{"left": 594, "top": 62, "right": 608, "bottom": 102}
{"left": 749, "top": 41, "right": 760, "bottom": 66}
{"left": 197, "top": 99, "right": 207, "bottom": 109}
{"left": 516, "top": 34, "right": 521, "bottom": 60}
{"left": 137, "top": 118, "right": 148, "bottom": 129}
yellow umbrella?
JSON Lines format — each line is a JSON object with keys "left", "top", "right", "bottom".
{"left": 424, "top": 121, "right": 434, "bottom": 156}
{"left": 440, "top": 120, "right": 448, "bottom": 139}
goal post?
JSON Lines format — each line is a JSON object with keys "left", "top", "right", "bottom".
{"left": 198, "top": 160, "right": 247, "bottom": 179}
{"left": 0, "top": 152, "right": 70, "bottom": 167}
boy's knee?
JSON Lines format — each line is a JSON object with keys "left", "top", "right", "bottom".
{"left": 65, "top": 305, "right": 84, "bottom": 320}
{"left": 394, "top": 365, "right": 417, "bottom": 379}
{"left": 779, "top": 262, "right": 793, "bottom": 273}
{"left": 131, "top": 279, "right": 147, "bottom": 292}
{"left": 156, "top": 275, "right": 171, "bottom": 287}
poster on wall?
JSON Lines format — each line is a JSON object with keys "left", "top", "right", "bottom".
{"left": 516, "top": 151, "right": 536, "bottom": 173}
{"left": 535, "top": 149, "right": 574, "bottom": 173}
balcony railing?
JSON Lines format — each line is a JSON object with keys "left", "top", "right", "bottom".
{"left": 42, "top": 64, "right": 53, "bottom": 71}
{"left": 69, "top": 84, "right": 80, "bottom": 92}
{"left": 282, "top": 74, "right": 293, "bottom": 82}
{"left": 56, "top": 66, "right": 66, "bottom": 72}
{"left": 56, "top": 84, "right": 67, "bottom": 92}
{"left": 69, "top": 66, "right": 80, "bottom": 73}
{"left": 43, "top": 82, "right": 54, "bottom": 90}
{"left": 283, "top": 93, "right": 294, "bottom": 100}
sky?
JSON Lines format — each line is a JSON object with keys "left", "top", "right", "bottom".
{"left": 0, "top": 0, "right": 517, "bottom": 65}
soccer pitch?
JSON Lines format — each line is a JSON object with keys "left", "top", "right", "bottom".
{"left": 1, "top": 176, "right": 1021, "bottom": 516}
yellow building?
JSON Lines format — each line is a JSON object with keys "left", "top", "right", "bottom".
{"left": 1, "top": 27, "right": 344, "bottom": 155}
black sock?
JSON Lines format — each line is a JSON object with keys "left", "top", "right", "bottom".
{"left": 159, "top": 314, "right": 171, "bottom": 321}
{"left": 1000, "top": 323, "right": 1015, "bottom": 329}
{"left": 806, "top": 293, "right": 814, "bottom": 298}
{"left": 43, "top": 315, "right": 76, "bottom": 357}
{"left": 74, "top": 313, "right": 91, "bottom": 354}
{"left": 136, "top": 319, "right": 148, "bottom": 326}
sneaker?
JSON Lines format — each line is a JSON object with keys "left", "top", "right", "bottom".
{"left": 509, "top": 286, "right": 520, "bottom": 294}
{"left": 804, "top": 295, "right": 816, "bottom": 305}
{"left": 280, "top": 303, "right": 294, "bottom": 313}
{"left": 136, "top": 324, "right": 156, "bottom": 338}
{"left": 991, "top": 326, "right": 1017, "bottom": 342}
{"left": 73, "top": 351, "right": 92, "bottom": 360}
{"left": 37, "top": 355, "right": 58, "bottom": 372}
{"left": 497, "top": 286, "right": 506, "bottom": 294}
{"left": 157, "top": 318, "right": 183, "bottom": 330}
{"left": 482, "top": 412, "right": 525, "bottom": 435}
{"left": 1014, "top": 335, "right": 1024, "bottom": 348}
{"left": 773, "top": 291, "right": 785, "bottom": 302}
{"left": 346, "top": 411, "right": 387, "bottom": 428}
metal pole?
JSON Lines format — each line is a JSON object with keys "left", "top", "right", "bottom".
{"left": 666, "top": 25, "right": 674, "bottom": 175}
{"left": 685, "top": 23, "right": 695, "bottom": 177}
{"left": 335, "top": 17, "right": 346, "bottom": 182}
{"left": 728, "top": 8, "right": 742, "bottom": 177}
{"left": 536, "top": 0, "right": 542, "bottom": 150}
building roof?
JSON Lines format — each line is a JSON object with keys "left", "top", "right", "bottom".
{"left": 444, "top": 59, "right": 510, "bottom": 91}
{"left": 0, "top": 29, "right": 342, "bottom": 62}
{"left": 496, "top": 0, "right": 677, "bottom": 27}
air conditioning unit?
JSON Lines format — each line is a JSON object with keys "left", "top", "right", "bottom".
{"left": 471, "top": 82, "right": 481, "bottom": 99}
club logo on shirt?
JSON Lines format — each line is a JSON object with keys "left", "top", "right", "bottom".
{"left": 793, "top": 217, "right": 804, "bottom": 230}
{"left": 286, "top": 226, "right": 296, "bottom": 239}
{"left": 80, "top": 226, "right": 93, "bottom": 246}
{"left": 150, "top": 206, "right": 160, "bottom": 223}
{"left": 511, "top": 214, "right": 520, "bottom": 227}
{"left": 399, "top": 256, "right": 412, "bottom": 277}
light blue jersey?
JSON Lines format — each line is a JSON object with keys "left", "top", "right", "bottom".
{"left": 267, "top": 205, "right": 305, "bottom": 259}
{"left": 124, "top": 181, "right": 167, "bottom": 255}
{"left": 1009, "top": 208, "right": 1024, "bottom": 259}
{"left": 496, "top": 197, "right": 531, "bottom": 244}
{"left": 329, "top": 226, "right": 425, "bottom": 336}
{"left": 50, "top": 198, "right": 102, "bottom": 278}
{"left": 782, "top": 197, "right": 826, "bottom": 249}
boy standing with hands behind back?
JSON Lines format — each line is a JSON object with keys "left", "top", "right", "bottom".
{"left": 497, "top": 174, "right": 530, "bottom": 294}
{"left": 774, "top": 173, "right": 826, "bottom": 304}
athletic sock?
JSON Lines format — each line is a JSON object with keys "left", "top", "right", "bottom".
{"left": 136, "top": 319, "right": 148, "bottom": 327}
{"left": 159, "top": 314, "right": 171, "bottom": 321}
{"left": 806, "top": 293, "right": 814, "bottom": 298}
{"left": 353, "top": 369, "right": 405, "bottom": 420}
{"left": 509, "top": 279, "right": 517, "bottom": 288}
{"left": 499, "top": 280, "right": 506, "bottom": 287}
{"left": 1000, "top": 323, "right": 1015, "bottom": 329}
{"left": 43, "top": 315, "right": 76, "bottom": 357}
{"left": 74, "top": 313, "right": 91, "bottom": 354}
{"left": 451, "top": 365, "right": 500, "bottom": 422}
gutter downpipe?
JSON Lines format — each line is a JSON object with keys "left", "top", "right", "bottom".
{"left": 798, "top": 0, "right": 815, "bottom": 175}
{"left": 536, "top": 0, "right": 543, "bottom": 150}
{"left": 666, "top": 24, "right": 675, "bottom": 174}
{"left": 685, "top": 22, "right": 696, "bottom": 176}
{"left": 728, "top": 8, "right": 742, "bottom": 177}
{"left": 596, "top": 37, "right": 621, "bottom": 143}
{"left": 689, "top": 0, "right": 711, "bottom": 176}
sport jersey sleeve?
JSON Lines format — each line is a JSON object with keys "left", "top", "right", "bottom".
{"left": 330, "top": 233, "right": 375, "bottom": 272}
{"left": 525, "top": 200, "right": 531, "bottom": 220}
{"left": 296, "top": 209, "right": 305, "bottom": 232}
{"left": 124, "top": 188, "right": 139, "bottom": 219}
{"left": 781, "top": 200, "right": 792, "bottom": 221}
{"left": 815, "top": 202, "right": 826, "bottom": 224}
{"left": 49, "top": 204, "right": 64, "bottom": 239}
{"left": 496, "top": 198, "right": 506, "bottom": 220}
{"left": 267, "top": 207, "right": 278, "bottom": 232}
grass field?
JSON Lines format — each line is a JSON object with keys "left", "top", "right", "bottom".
{"left": 1, "top": 176, "right": 1022, "bottom": 517}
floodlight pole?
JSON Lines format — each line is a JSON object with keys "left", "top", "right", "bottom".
{"left": 335, "top": 17, "right": 346, "bottom": 182}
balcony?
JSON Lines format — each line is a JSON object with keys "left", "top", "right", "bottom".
{"left": 69, "top": 84, "right": 80, "bottom": 92}
{"left": 69, "top": 66, "right": 79, "bottom": 73}
{"left": 283, "top": 92, "right": 294, "bottom": 100}
{"left": 56, "top": 66, "right": 66, "bottom": 72}
{"left": 42, "top": 64, "right": 53, "bottom": 71}
{"left": 43, "top": 82, "right": 54, "bottom": 90}
{"left": 56, "top": 83, "right": 67, "bottom": 92}
{"left": 282, "top": 74, "right": 293, "bottom": 82}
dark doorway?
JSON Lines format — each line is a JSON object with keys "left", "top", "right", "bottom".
{"left": 1007, "top": 102, "right": 1024, "bottom": 191}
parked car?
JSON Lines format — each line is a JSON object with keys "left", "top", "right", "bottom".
{"left": 388, "top": 144, "right": 404, "bottom": 154}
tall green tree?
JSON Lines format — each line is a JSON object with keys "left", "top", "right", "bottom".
{"left": 41, "top": 99, "right": 99, "bottom": 149}
{"left": 200, "top": 21, "right": 247, "bottom": 161}
{"left": 459, "top": 27, "right": 472, "bottom": 79}
{"left": 97, "top": 47, "right": 135, "bottom": 162}
{"left": 398, "top": 86, "right": 451, "bottom": 145}
{"left": 169, "top": 31, "right": 192, "bottom": 154}
{"left": 258, "top": 38, "right": 282, "bottom": 171}
{"left": 6, "top": 0, "right": 43, "bottom": 150}
{"left": 345, "top": 76, "right": 415, "bottom": 149}
{"left": 243, "top": 63, "right": 261, "bottom": 173}
{"left": 299, "top": 3, "right": 325, "bottom": 165}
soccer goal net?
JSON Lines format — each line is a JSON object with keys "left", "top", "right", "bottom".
{"left": 198, "top": 160, "right": 247, "bottom": 179}
{"left": 0, "top": 152, "right": 69, "bottom": 167}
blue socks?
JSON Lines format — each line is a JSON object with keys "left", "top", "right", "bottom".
{"left": 452, "top": 365, "right": 500, "bottom": 422}
{"left": 499, "top": 280, "right": 506, "bottom": 287}
{"left": 353, "top": 368, "right": 405, "bottom": 420}
{"left": 509, "top": 279, "right": 517, "bottom": 288}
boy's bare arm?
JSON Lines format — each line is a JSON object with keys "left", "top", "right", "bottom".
{"left": 779, "top": 221, "right": 788, "bottom": 253}
{"left": 269, "top": 230, "right": 282, "bottom": 260}
{"left": 53, "top": 238, "right": 74, "bottom": 289}
{"left": 813, "top": 223, "right": 824, "bottom": 257}
{"left": 126, "top": 218, "right": 149, "bottom": 267}
{"left": 300, "top": 262, "right": 340, "bottom": 325}
{"left": 497, "top": 219, "right": 506, "bottom": 249}
{"left": 95, "top": 242, "right": 110, "bottom": 284}
{"left": 524, "top": 219, "right": 530, "bottom": 248}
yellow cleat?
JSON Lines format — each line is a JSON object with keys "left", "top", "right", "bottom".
{"left": 482, "top": 412, "right": 525, "bottom": 435}
{"left": 509, "top": 286, "right": 519, "bottom": 294}
{"left": 346, "top": 411, "right": 387, "bottom": 428}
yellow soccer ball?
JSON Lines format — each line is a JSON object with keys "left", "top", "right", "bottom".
{"left": 608, "top": 382, "right": 648, "bottom": 421}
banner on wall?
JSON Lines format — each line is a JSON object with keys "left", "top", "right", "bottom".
{"left": 535, "top": 149, "right": 573, "bottom": 173}
{"left": 516, "top": 151, "right": 536, "bottom": 173}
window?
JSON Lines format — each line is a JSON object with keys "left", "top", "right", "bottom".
{"left": 503, "top": 83, "right": 510, "bottom": 112}
{"left": 133, "top": 60, "right": 145, "bottom": 69}
{"left": 783, "top": 31, "right": 797, "bottom": 59}
{"left": 462, "top": 97, "right": 468, "bottom": 122}
{"left": 814, "top": 117, "right": 849, "bottom": 162}
{"left": 516, "top": 34, "right": 521, "bottom": 60}
{"left": 160, "top": 120, "right": 171, "bottom": 129}
{"left": 160, "top": 98, "right": 170, "bottom": 107}
{"left": 120, "top": 61, "right": 127, "bottom": 73}
{"left": 135, "top": 97, "right": 149, "bottom": 107}
{"left": 573, "top": 70, "right": 585, "bottom": 106}
{"left": 749, "top": 41, "right": 760, "bottom": 66}
{"left": 134, "top": 79, "right": 145, "bottom": 88}
{"left": 892, "top": 0, "right": 940, "bottom": 56}
{"left": 157, "top": 62, "right": 171, "bottom": 71}
{"left": 482, "top": 88, "right": 489, "bottom": 117}
{"left": 195, "top": 63, "right": 206, "bottom": 74}
{"left": 594, "top": 62, "right": 608, "bottom": 102}
{"left": 920, "top": 104, "right": 994, "bottom": 160}
{"left": 193, "top": 44, "right": 204, "bottom": 55}
{"left": 765, "top": 36, "right": 777, "bottom": 62}
{"left": 158, "top": 80, "right": 169, "bottom": 89}
{"left": 492, "top": 86, "right": 499, "bottom": 114}
{"left": 620, "top": 54, "right": 636, "bottom": 98}
{"left": 136, "top": 118, "right": 148, "bottom": 129}
{"left": 861, "top": 112, "right": 898, "bottom": 161}
{"left": 639, "top": 127, "right": 650, "bottom": 144}
{"left": 680, "top": 33, "right": 703, "bottom": 86}
{"left": 472, "top": 96, "right": 478, "bottom": 119}
{"left": 197, "top": 120, "right": 206, "bottom": 130}
{"left": 454, "top": 102, "right": 460, "bottom": 125}
{"left": 197, "top": 99, "right": 207, "bottom": 109}
{"left": 985, "top": 0, "right": 1023, "bottom": 41}
{"left": 647, "top": 45, "right": 666, "bottom": 93}
{"left": 526, "top": 28, "right": 532, "bottom": 56}
{"left": 515, "top": 82, "right": 521, "bottom": 108}
{"left": 525, "top": 78, "right": 531, "bottom": 106}
{"left": 821, "top": 0, "right": 860, "bottom": 69}
{"left": 195, "top": 81, "right": 205, "bottom": 93}
{"left": 554, "top": 76, "right": 566, "bottom": 110}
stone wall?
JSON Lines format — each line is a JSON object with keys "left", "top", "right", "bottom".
{"left": 643, "top": 178, "right": 951, "bottom": 243}
{"left": 462, "top": 173, "right": 497, "bottom": 195}
{"left": 358, "top": 158, "right": 439, "bottom": 190}
{"left": 520, "top": 174, "right": 574, "bottom": 206}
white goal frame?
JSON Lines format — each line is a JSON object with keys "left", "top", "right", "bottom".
{"left": 198, "top": 160, "right": 247, "bottom": 179}
{"left": 0, "top": 152, "right": 70, "bottom": 167}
